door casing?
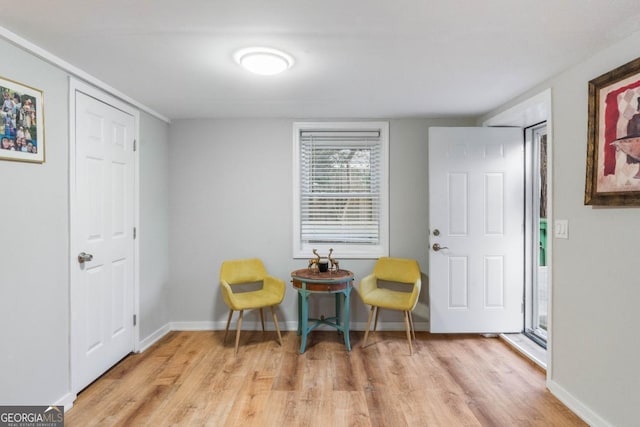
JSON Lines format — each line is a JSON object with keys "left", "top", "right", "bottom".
{"left": 483, "top": 89, "right": 553, "bottom": 380}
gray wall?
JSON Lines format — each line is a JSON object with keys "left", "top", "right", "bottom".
{"left": 3, "top": 19, "right": 638, "bottom": 424}
{"left": 0, "top": 38, "right": 70, "bottom": 405}
{"left": 484, "top": 29, "right": 640, "bottom": 427}
{"left": 0, "top": 38, "right": 171, "bottom": 406}
{"left": 167, "top": 117, "right": 474, "bottom": 330}
{"left": 139, "top": 112, "right": 171, "bottom": 340}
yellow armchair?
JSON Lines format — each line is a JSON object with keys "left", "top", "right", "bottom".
{"left": 357, "top": 257, "right": 422, "bottom": 355}
{"left": 220, "top": 258, "right": 285, "bottom": 355}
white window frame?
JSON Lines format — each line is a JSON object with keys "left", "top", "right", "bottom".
{"left": 292, "top": 121, "right": 389, "bottom": 259}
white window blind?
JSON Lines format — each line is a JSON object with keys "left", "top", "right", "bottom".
{"left": 293, "top": 122, "right": 389, "bottom": 258}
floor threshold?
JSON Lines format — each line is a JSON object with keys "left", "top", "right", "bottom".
{"left": 500, "top": 333, "right": 547, "bottom": 370}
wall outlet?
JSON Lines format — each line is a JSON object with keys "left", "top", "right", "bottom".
{"left": 554, "top": 219, "right": 569, "bottom": 239}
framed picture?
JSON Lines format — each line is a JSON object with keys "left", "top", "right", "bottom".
{"left": 0, "top": 76, "right": 45, "bottom": 163}
{"left": 585, "top": 57, "right": 640, "bottom": 205}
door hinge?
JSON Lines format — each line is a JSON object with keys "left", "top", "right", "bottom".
{"left": 133, "top": 314, "right": 137, "bottom": 326}
{"left": 133, "top": 227, "right": 137, "bottom": 239}
{"left": 133, "top": 139, "right": 137, "bottom": 152}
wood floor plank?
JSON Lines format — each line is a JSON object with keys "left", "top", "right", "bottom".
{"left": 331, "top": 391, "right": 370, "bottom": 427}
{"left": 65, "top": 331, "right": 587, "bottom": 427}
{"left": 222, "top": 370, "right": 275, "bottom": 426}
{"left": 271, "top": 350, "right": 304, "bottom": 391}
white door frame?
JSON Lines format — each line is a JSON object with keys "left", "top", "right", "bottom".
{"left": 68, "top": 77, "right": 140, "bottom": 395}
{"left": 483, "top": 88, "right": 553, "bottom": 382}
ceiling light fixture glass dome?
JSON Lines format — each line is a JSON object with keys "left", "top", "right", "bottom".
{"left": 234, "top": 47, "right": 294, "bottom": 76}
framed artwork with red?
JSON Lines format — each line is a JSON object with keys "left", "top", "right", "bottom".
{"left": 585, "top": 56, "right": 640, "bottom": 205}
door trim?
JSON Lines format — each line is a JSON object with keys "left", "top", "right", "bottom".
{"left": 68, "top": 77, "right": 140, "bottom": 395}
{"left": 482, "top": 88, "right": 553, "bottom": 383}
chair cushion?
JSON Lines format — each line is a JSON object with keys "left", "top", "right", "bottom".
{"left": 361, "top": 287, "right": 416, "bottom": 311}
{"left": 229, "top": 288, "right": 283, "bottom": 310}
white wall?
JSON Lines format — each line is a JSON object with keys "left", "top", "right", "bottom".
{"left": 0, "top": 37, "right": 171, "bottom": 406}
{"left": 484, "top": 29, "right": 640, "bottom": 427}
{"left": 167, "top": 117, "right": 474, "bottom": 330}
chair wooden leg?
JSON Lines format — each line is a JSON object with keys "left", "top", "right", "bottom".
{"left": 373, "top": 306, "right": 381, "bottom": 332}
{"left": 224, "top": 309, "right": 234, "bottom": 344}
{"left": 404, "top": 311, "right": 413, "bottom": 356}
{"left": 259, "top": 308, "right": 266, "bottom": 333}
{"left": 234, "top": 310, "right": 244, "bottom": 355}
{"left": 363, "top": 306, "right": 376, "bottom": 347}
{"left": 270, "top": 306, "right": 283, "bottom": 346}
{"left": 409, "top": 311, "right": 416, "bottom": 341}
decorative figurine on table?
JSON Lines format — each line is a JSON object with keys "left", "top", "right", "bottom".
{"left": 307, "top": 248, "right": 339, "bottom": 273}
{"left": 308, "top": 249, "right": 320, "bottom": 270}
{"left": 327, "top": 248, "right": 339, "bottom": 272}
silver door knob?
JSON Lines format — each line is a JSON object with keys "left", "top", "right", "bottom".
{"left": 432, "top": 243, "right": 449, "bottom": 252}
{"left": 78, "top": 252, "right": 94, "bottom": 263}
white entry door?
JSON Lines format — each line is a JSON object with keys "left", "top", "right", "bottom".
{"left": 71, "top": 88, "right": 136, "bottom": 392}
{"left": 429, "top": 127, "right": 523, "bottom": 333}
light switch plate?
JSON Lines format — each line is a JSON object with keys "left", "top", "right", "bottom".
{"left": 554, "top": 219, "right": 568, "bottom": 239}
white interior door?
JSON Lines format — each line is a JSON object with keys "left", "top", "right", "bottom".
{"left": 429, "top": 127, "right": 523, "bottom": 333}
{"left": 71, "top": 89, "right": 136, "bottom": 392}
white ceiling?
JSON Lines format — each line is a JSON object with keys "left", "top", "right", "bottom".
{"left": 1, "top": 1, "right": 639, "bottom": 120}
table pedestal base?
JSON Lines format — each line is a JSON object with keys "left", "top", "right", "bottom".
{"left": 291, "top": 269, "right": 354, "bottom": 354}
{"left": 296, "top": 288, "right": 351, "bottom": 353}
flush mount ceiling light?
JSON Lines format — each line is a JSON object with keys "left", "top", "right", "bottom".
{"left": 234, "top": 47, "right": 294, "bottom": 76}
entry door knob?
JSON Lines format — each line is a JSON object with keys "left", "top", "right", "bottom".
{"left": 78, "top": 252, "right": 94, "bottom": 263}
{"left": 432, "top": 243, "right": 449, "bottom": 252}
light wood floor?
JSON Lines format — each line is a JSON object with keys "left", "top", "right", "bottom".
{"left": 66, "top": 330, "right": 586, "bottom": 426}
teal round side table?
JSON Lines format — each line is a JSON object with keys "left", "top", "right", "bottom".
{"left": 291, "top": 269, "right": 354, "bottom": 354}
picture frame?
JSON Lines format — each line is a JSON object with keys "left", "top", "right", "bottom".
{"left": 585, "top": 57, "right": 640, "bottom": 206}
{"left": 0, "top": 76, "right": 45, "bottom": 163}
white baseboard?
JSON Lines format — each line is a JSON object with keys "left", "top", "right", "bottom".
{"left": 167, "top": 320, "right": 429, "bottom": 333}
{"left": 132, "top": 320, "right": 430, "bottom": 359}
{"left": 56, "top": 392, "right": 76, "bottom": 412}
{"left": 351, "top": 321, "right": 429, "bottom": 332}
{"left": 547, "top": 380, "right": 612, "bottom": 427}
{"left": 170, "top": 321, "right": 220, "bottom": 331}
{"left": 138, "top": 323, "right": 172, "bottom": 352}
{"left": 170, "top": 320, "right": 295, "bottom": 331}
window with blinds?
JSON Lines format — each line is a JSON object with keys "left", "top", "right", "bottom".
{"left": 293, "top": 122, "right": 389, "bottom": 258}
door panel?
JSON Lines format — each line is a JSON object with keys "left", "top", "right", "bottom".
{"left": 448, "top": 173, "right": 468, "bottom": 234}
{"left": 448, "top": 257, "right": 468, "bottom": 308}
{"left": 429, "top": 127, "right": 523, "bottom": 333}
